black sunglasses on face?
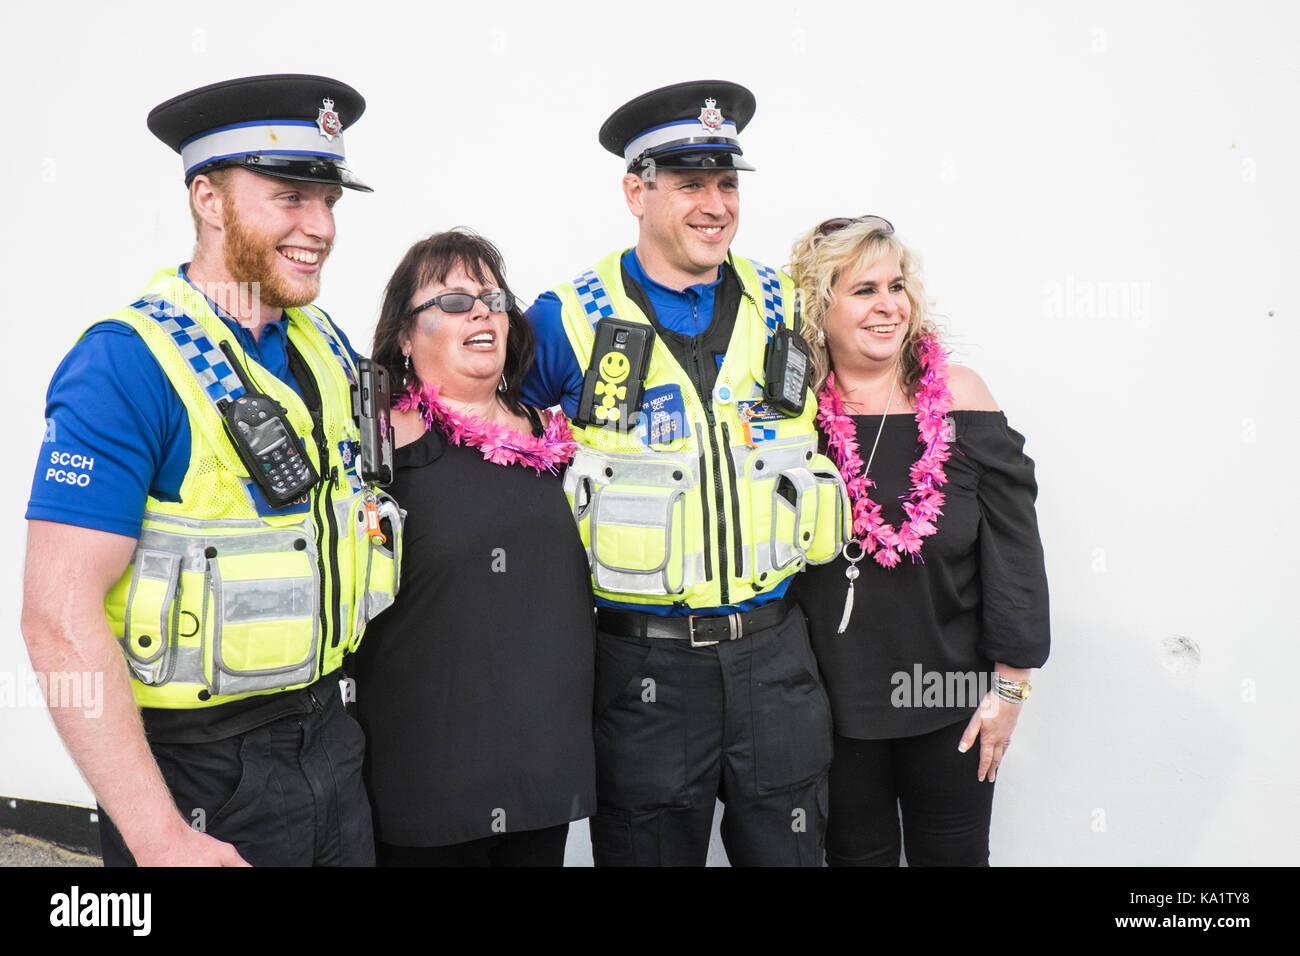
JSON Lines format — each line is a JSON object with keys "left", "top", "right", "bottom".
{"left": 410, "top": 288, "right": 515, "bottom": 316}
{"left": 815, "top": 214, "right": 895, "bottom": 237}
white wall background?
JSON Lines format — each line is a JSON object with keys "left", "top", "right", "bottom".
{"left": 1, "top": 0, "right": 1296, "bottom": 865}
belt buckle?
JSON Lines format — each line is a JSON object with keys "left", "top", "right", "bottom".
{"left": 688, "top": 612, "right": 741, "bottom": 647}
{"left": 687, "top": 614, "right": 718, "bottom": 647}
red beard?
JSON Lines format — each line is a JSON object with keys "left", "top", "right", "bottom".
{"left": 221, "top": 201, "right": 331, "bottom": 310}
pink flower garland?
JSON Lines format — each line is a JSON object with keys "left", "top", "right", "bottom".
{"left": 816, "top": 337, "right": 953, "bottom": 568}
{"left": 394, "top": 382, "right": 578, "bottom": 476}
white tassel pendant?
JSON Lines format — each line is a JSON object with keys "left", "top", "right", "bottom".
{"left": 837, "top": 540, "right": 865, "bottom": 635}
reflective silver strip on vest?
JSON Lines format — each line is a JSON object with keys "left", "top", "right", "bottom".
{"left": 748, "top": 260, "right": 785, "bottom": 338}
{"left": 573, "top": 269, "right": 619, "bottom": 329}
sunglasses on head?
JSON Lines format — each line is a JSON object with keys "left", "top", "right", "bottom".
{"left": 815, "top": 214, "right": 895, "bottom": 237}
{"left": 410, "top": 288, "right": 515, "bottom": 316}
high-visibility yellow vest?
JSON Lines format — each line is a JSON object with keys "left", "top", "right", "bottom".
{"left": 99, "top": 268, "right": 401, "bottom": 708}
{"left": 553, "top": 251, "right": 848, "bottom": 609}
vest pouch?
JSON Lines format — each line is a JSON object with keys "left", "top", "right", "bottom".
{"left": 349, "top": 491, "right": 404, "bottom": 649}
{"left": 591, "top": 484, "right": 688, "bottom": 595}
{"left": 807, "top": 462, "right": 850, "bottom": 564}
{"left": 742, "top": 440, "right": 820, "bottom": 582}
{"left": 567, "top": 449, "right": 702, "bottom": 596}
{"left": 567, "top": 473, "right": 594, "bottom": 553}
{"left": 118, "top": 549, "right": 183, "bottom": 686}
{"left": 770, "top": 469, "right": 820, "bottom": 572}
{"left": 204, "top": 531, "right": 320, "bottom": 697}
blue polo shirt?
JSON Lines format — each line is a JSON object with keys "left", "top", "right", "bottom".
{"left": 521, "top": 249, "right": 788, "bottom": 616}
{"left": 26, "top": 265, "right": 359, "bottom": 538}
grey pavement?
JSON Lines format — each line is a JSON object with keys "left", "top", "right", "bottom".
{"left": 0, "top": 830, "right": 100, "bottom": 867}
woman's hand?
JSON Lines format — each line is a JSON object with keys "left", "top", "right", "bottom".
{"left": 958, "top": 690, "right": 1023, "bottom": 783}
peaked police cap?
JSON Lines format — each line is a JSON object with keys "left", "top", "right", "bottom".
{"left": 598, "top": 80, "right": 757, "bottom": 173}
{"left": 148, "top": 74, "right": 372, "bottom": 192}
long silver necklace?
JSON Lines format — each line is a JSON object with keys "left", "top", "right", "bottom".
{"left": 837, "top": 376, "right": 897, "bottom": 634}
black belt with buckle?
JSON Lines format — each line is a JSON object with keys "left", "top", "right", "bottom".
{"left": 596, "top": 597, "right": 794, "bottom": 647}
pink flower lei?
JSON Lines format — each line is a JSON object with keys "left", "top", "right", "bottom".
{"left": 394, "top": 382, "right": 578, "bottom": 476}
{"left": 816, "top": 336, "right": 953, "bottom": 568}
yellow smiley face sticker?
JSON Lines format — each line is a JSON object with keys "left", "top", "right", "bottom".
{"left": 599, "top": 351, "right": 631, "bottom": 384}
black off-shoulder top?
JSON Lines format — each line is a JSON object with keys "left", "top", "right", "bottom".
{"left": 791, "top": 411, "right": 1050, "bottom": 740}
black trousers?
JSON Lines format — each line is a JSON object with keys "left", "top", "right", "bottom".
{"left": 99, "top": 685, "right": 374, "bottom": 867}
{"left": 825, "top": 720, "right": 996, "bottom": 867}
{"left": 377, "top": 824, "right": 570, "bottom": 867}
{"left": 590, "top": 607, "right": 832, "bottom": 867}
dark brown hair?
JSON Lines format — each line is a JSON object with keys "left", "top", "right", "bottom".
{"left": 372, "top": 228, "right": 535, "bottom": 417}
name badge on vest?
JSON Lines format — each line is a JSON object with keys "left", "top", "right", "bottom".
{"left": 640, "top": 384, "right": 691, "bottom": 447}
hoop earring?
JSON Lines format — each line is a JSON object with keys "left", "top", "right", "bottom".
{"left": 498, "top": 372, "right": 508, "bottom": 393}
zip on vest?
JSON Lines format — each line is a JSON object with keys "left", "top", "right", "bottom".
{"left": 720, "top": 421, "right": 745, "bottom": 579}
{"left": 696, "top": 434, "right": 713, "bottom": 584}
{"left": 321, "top": 456, "right": 342, "bottom": 649}
{"left": 288, "top": 342, "right": 343, "bottom": 656}
{"left": 692, "top": 336, "right": 730, "bottom": 606}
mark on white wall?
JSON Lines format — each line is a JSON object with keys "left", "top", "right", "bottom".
{"left": 1159, "top": 635, "right": 1201, "bottom": 676}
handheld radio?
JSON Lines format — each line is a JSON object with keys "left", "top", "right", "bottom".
{"left": 761, "top": 291, "right": 810, "bottom": 416}
{"left": 217, "top": 342, "right": 319, "bottom": 508}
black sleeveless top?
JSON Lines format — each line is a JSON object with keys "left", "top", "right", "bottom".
{"left": 791, "top": 411, "right": 1050, "bottom": 739}
{"left": 353, "top": 410, "right": 597, "bottom": 845}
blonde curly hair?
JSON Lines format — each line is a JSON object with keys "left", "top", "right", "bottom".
{"left": 788, "top": 217, "right": 938, "bottom": 397}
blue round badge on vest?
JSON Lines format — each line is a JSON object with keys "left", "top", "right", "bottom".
{"left": 713, "top": 382, "right": 734, "bottom": 405}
